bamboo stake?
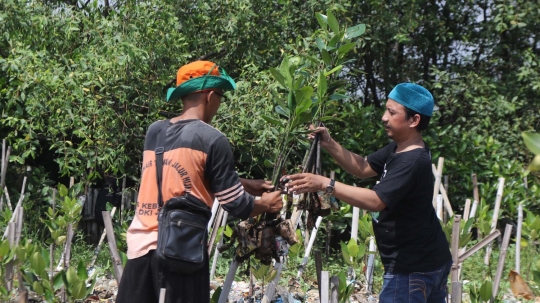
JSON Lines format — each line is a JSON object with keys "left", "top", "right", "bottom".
{"left": 15, "top": 208, "right": 26, "bottom": 302}
{"left": 218, "top": 259, "right": 240, "bottom": 303}
{"left": 17, "top": 269, "right": 28, "bottom": 303}
{"left": 436, "top": 194, "right": 443, "bottom": 220}
{"left": 49, "top": 189, "right": 56, "bottom": 285}
{"left": 0, "top": 140, "right": 4, "bottom": 211}
{"left": 451, "top": 215, "right": 462, "bottom": 303}
{"left": 303, "top": 214, "right": 310, "bottom": 249}
{"left": 14, "top": 207, "right": 23, "bottom": 247}
{"left": 366, "top": 236, "right": 377, "bottom": 293}
{"left": 210, "top": 211, "right": 229, "bottom": 279}
{"left": 458, "top": 230, "right": 500, "bottom": 263}
{"left": 517, "top": 177, "right": 527, "bottom": 273}
{"left": 1, "top": 139, "right": 4, "bottom": 176}
{"left": 485, "top": 178, "right": 505, "bottom": 265}
{"left": 2, "top": 193, "right": 25, "bottom": 240}
{"left": 351, "top": 207, "right": 360, "bottom": 241}
{"left": 64, "top": 225, "right": 74, "bottom": 269}
{"left": 0, "top": 146, "right": 11, "bottom": 210}
{"left": 207, "top": 199, "right": 220, "bottom": 230}
{"left": 88, "top": 207, "right": 117, "bottom": 271}
{"left": 432, "top": 157, "right": 444, "bottom": 208}
{"left": 321, "top": 271, "right": 329, "bottom": 303}
{"left": 458, "top": 198, "right": 472, "bottom": 279}
{"left": 469, "top": 200, "right": 478, "bottom": 220}
{"left": 159, "top": 288, "right": 166, "bottom": 303}
{"left": 463, "top": 199, "right": 471, "bottom": 221}
{"left": 330, "top": 276, "right": 339, "bottom": 303}
{"left": 431, "top": 165, "right": 454, "bottom": 216}
{"left": 491, "top": 224, "right": 512, "bottom": 302}
{"left": 315, "top": 250, "right": 322, "bottom": 298}
{"left": 207, "top": 207, "right": 225, "bottom": 255}
{"left": 261, "top": 261, "right": 283, "bottom": 303}
{"left": 470, "top": 174, "right": 480, "bottom": 219}
{"left": 102, "top": 211, "right": 123, "bottom": 283}
{"left": 5, "top": 222, "right": 15, "bottom": 291}
{"left": 516, "top": 202, "right": 523, "bottom": 274}
{"left": 297, "top": 216, "right": 323, "bottom": 278}
{"left": 3, "top": 186, "right": 12, "bottom": 211}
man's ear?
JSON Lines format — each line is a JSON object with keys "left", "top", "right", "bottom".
{"left": 409, "top": 114, "right": 421, "bottom": 128}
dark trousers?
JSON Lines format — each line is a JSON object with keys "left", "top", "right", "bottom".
{"left": 379, "top": 260, "right": 452, "bottom": 303}
{"left": 116, "top": 250, "right": 210, "bottom": 303}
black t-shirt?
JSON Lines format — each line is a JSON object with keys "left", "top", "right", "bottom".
{"left": 367, "top": 142, "right": 451, "bottom": 273}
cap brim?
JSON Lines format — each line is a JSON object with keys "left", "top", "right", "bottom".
{"left": 166, "top": 75, "right": 236, "bottom": 102}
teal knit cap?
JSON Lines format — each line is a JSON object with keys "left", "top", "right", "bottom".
{"left": 388, "top": 83, "right": 434, "bottom": 116}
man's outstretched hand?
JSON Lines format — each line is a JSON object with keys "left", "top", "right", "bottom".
{"left": 250, "top": 190, "right": 283, "bottom": 217}
{"left": 240, "top": 178, "right": 274, "bottom": 196}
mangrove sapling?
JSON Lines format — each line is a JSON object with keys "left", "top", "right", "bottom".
{"left": 522, "top": 132, "right": 540, "bottom": 171}
{"left": 221, "top": 12, "right": 366, "bottom": 301}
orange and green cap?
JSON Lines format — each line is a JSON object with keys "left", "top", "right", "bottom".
{"left": 166, "top": 61, "right": 236, "bottom": 102}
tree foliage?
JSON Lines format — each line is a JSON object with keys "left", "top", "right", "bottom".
{"left": 1, "top": 0, "right": 539, "bottom": 224}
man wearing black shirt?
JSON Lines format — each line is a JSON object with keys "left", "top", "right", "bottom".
{"left": 283, "top": 83, "right": 452, "bottom": 302}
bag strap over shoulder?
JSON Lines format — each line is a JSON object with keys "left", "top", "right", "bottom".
{"left": 155, "top": 120, "right": 170, "bottom": 208}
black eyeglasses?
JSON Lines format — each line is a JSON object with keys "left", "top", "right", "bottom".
{"left": 211, "top": 91, "right": 228, "bottom": 102}
{"left": 195, "top": 89, "right": 227, "bottom": 102}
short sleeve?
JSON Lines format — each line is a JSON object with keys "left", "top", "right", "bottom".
{"left": 205, "top": 136, "right": 254, "bottom": 219}
{"left": 367, "top": 142, "right": 395, "bottom": 175}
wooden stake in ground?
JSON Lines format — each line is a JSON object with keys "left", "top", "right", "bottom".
{"left": 431, "top": 165, "right": 454, "bottom": 217}
{"left": 49, "top": 189, "right": 56, "bottom": 285}
{"left": 491, "top": 224, "right": 513, "bottom": 302}
{"left": 517, "top": 177, "right": 527, "bottom": 273}
{"left": 451, "top": 215, "right": 462, "bottom": 303}
{"left": 102, "top": 211, "right": 123, "bottom": 283}
{"left": 207, "top": 199, "right": 220, "bottom": 230}
{"left": 485, "top": 178, "right": 505, "bottom": 265}
{"left": 297, "top": 216, "right": 323, "bottom": 278}
{"left": 463, "top": 199, "right": 471, "bottom": 222}
{"left": 218, "top": 259, "right": 240, "bottom": 303}
{"left": 210, "top": 211, "right": 229, "bottom": 280}
{"left": 261, "top": 261, "right": 283, "bottom": 303}
{"left": 366, "top": 236, "right": 377, "bottom": 293}
{"left": 351, "top": 207, "right": 360, "bottom": 241}
{"left": 516, "top": 203, "right": 523, "bottom": 274}
{"left": 436, "top": 194, "right": 443, "bottom": 220}
{"left": 330, "top": 276, "right": 339, "bottom": 303}
{"left": 320, "top": 271, "right": 329, "bottom": 303}
{"left": 469, "top": 174, "right": 480, "bottom": 219}
{"left": 5, "top": 221, "right": 15, "bottom": 291}
{"left": 207, "top": 207, "right": 225, "bottom": 256}
{"left": 88, "top": 207, "right": 117, "bottom": 272}
{"left": 159, "top": 288, "right": 166, "bottom": 303}
{"left": 315, "top": 250, "right": 322, "bottom": 298}
{"left": 0, "top": 143, "right": 11, "bottom": 211}
{"left": 432, "top": 157, "right": 444, "bottom": 208}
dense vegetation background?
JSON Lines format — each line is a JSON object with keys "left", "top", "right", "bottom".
{"left": 1, "top": 0, "right": 538, "bottom": 217}
{"left": 1, "top": 0, "right": 540, "bottom": 301}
